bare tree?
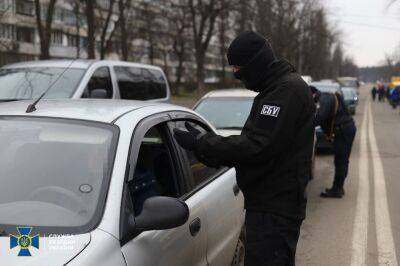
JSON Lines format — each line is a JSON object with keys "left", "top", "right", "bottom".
{"left": 218, "top": 0, "right": 231, "bottom": 83}
{"left": 98, "top": 0, "right": 116, "bottom": 59}
{"left": 235, "top": 0, "right": 255, "bottom": 34}
{"left": 188, "top": 0, "right": 224, "bottom": 91}
{"left": 34, "top": 0, "right": 58, "bottom": 59}
{"left": 169, "top": 0, "right": 190, "bottom": 92}
{"left": 331, "top": 44, "right": 344, "bottom": 77}
{"left": 118, "top": 0, "right": 132, "bottom": 60}
{"left": 84, "top": 0, "right": 96, "bottom": 59}
{"left": 72, "top": 1, "right": 81, "bottom": 58}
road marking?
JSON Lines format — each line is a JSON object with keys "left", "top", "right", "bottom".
{"left": 368, "top": 102, "right": 399, "bottom": 266}
{"left": 350, "top": 102, "right": 370, "bottom": 266}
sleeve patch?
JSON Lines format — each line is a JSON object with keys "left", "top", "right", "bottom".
{"left": 260, "top": 105, "right": 280, "bottom": 117}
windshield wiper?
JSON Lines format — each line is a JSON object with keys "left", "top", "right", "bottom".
{"left": 0, "top": 99, "right": 23, "bottom": 103}
{"left": 217, "top": 126, "right": 243, "bottom": 130}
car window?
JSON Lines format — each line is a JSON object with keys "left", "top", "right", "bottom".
{"left": 115, "top": 66, "right": 167, "bottom": 100}
{"left": 172, "top": 121, "right": 223, "bottom": 189}
{"left": 194, "top": 97, "right": 253, "bottom": 130}
{"left": 0, "top": 67, "right": 85, "bottom": 100}
{"left": 129, "top": 124, "right": 180, "bottom": 216}
{"left": 83, "top": 67, "right": 113, "bottom": 98}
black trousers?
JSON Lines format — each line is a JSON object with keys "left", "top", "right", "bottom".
{"left": 333, "top": 123, "right": 356, "bottom": 189}
{"left": 244, "top": 212, "right": 302, "bottom": 266}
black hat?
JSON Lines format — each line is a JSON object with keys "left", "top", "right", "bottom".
{"left": 227, "top": 31, "right": 276, "bottom": 67}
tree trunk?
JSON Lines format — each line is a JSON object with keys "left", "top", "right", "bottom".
{"left": 119, "top": 0, "right": 129, "bottom": 60}
{"left": 195, "top": 50, "right": 205, "bottom": 92}
{"left": 99, "top": 0, "right": 115, "bottom": 59}
{"left": 85, "top": 0, "right": 96, "bottom": 59}
{"left": 34, "top": 0, "right": 57, "bottom": 59}
{"left": 175, "top": 51, "right": 184, "bottom": 93}
{"left": 74, "top": 2, "right": 81, "bottom": 58}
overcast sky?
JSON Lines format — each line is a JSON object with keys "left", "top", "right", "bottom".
{"left": 326, "top": 0, "right": 400, "bottom": 67}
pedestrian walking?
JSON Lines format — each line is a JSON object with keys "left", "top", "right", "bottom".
{"left": 173, "top": 31, "right": 315, "bottom": 266}
{"left": 390, "top": 86, "right": 400, "bottom": 109}
{"left": 371, "top": 86, "right": 377, "bottom": 101}
{"left": 378, "top": 84, "right": 385, "bottom": 102}
{"left": 310, "top": 86, "right": 356, "bottom": 198}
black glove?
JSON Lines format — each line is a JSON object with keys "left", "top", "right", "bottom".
{"left": 173, "top": 122, "right": 202, "bottom": 151}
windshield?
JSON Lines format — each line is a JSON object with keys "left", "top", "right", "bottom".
{"left": 0, "top": 118, "right": 118, "bottom": 234}
{"left": 195, "top": 97, "right": 253, "bottom": 130}
{"left": 342, "top": 88, "right": 356, "bottom": 100}
{"left": 0, "top": 67, "right": 85, "bottom": 100}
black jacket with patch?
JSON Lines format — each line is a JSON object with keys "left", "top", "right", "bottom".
{"left": 315, "top": 92, "right": 354, "bottom": 134}
{"left": 195, "top": 60, "right": 315, "bottom": 220}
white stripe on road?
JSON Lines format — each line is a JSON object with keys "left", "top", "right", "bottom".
{"left": 368, "top": 102, "right": 399, "bottom": 266}
{"left": 350, "top": 102, "right": 370, "bottom": 266}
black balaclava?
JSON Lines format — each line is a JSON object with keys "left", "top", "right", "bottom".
{"left": 227, "top": 31, "right": 279, "bottom": 91}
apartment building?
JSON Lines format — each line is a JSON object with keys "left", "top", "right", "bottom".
{"left": 0, "top": 0, "right": 229, "bottom": 84}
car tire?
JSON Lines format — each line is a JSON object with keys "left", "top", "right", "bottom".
{"left": 231, "top": 227, "right": 245, "bottom": 266}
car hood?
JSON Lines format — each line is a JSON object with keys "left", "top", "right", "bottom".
{"left": 0, "top": 232, "right": 90, "bottom": 265}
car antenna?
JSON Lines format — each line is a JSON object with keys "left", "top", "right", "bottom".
{"left": 26, "top": 59, "right": 77, "bottom": 113}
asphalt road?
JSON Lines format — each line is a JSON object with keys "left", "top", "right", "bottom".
{"left": 297, "top": 86, "right": 400, "bottom": 266}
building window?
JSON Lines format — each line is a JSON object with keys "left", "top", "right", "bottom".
{"left": 16, "top": 0, "right": 34, "bottom": 16}
{"left": 80, "top": 36, "right": 88, "bottom": 49}
{"left": 40, "top": 5, "right": 47, "bottom": 20}
{"left": 16, "top": 27, "right": 34, "bottom": 43}
{"left": 0, "top": 24, "right": 16, "bottom": 40}
{"left": 0, "top": 0, "right": 7, "bottom": 11}
{"left": 66, "top": 34, "right": 78, "bottom": 47}
{"left": 54, "top": 7, "right": 63, "bottom": 22}
{"left": 63, "top": 10, "right": 77, "bottom": 26}
{"left": 51, "top": 30, "right": 63, "bottom": 46}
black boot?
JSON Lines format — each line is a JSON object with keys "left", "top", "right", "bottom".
{"left": 325, "top": 187, "right": 345, "bottom": 196}
{"left": 320, "top": 188, "right": 343, "bottom": 198}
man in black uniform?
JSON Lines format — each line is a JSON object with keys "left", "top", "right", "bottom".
{"left": 310, "top": 86, "right": 356, "bottom": 198}
{"left": 174, "top": 31, "right": 315, "bottom": 265}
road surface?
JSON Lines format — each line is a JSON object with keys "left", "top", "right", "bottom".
{"left": 297, "top": 86, "right": 400, "bottom": 266}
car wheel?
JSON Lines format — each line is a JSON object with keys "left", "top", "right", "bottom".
{"left": 232, "top": 227, "right": 245, "bottom": 266}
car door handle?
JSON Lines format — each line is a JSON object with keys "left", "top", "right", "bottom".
{"left": 233, "top": 184, "right": 240, "bottom": 196}
{"left": 189, "top": 218, "right": 201, "bottom": 237}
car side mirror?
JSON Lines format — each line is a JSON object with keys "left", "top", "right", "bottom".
{"left": 133, "top": 196, "right": 189, "bottom": 231}
{"left": 90, "top": 89, "right": 108, "bottom": 99}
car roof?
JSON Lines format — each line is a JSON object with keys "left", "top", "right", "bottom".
{"left": 2, "top": 59, "right": 163, "bottom": 71}
{"left": 202, "top": 88, "right": 257, "bottom": 98}
{"left": 310, "top": 81, "right": 340, "bottom": 87}
{"left": 0, "top": 99, "right": 177, "bottom": 123}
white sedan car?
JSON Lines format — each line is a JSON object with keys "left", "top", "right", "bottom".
{"left": 0, "top": 100, "right": 244, "bottom": 266}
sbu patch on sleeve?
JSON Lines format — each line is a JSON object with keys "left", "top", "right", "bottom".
{"left": 260, "top": 104, "right": 280, "bottom": 117}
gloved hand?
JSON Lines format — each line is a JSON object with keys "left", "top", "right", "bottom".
{"left": 173, "top": 122, "right": 202, "bottom": 151}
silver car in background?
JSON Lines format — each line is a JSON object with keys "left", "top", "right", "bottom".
{"left": 0, "top": 60, "right": 171, "bottom": 102}
{"left": 194, "top": 89, "right": 257, "bottom": 136}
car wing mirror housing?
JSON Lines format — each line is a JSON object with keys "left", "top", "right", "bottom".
{"left": 90, "top": 88, "right": 108, "bottom": 99}
{"left": 133, "top": 196, "right": 189, "bottom": 231}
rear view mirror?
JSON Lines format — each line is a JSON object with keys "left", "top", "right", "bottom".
{"left": 90, "top": 89, "right": 108, "bottom": 99}
{"left": 134, "top": 196, "right": 189, "bottom": 231}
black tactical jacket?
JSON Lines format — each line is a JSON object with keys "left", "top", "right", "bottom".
{"left": 195, "top": 61, "right": 315, "bottom": 220}
{"left": 315, "top": 92, "right": 354, "bottom": 133}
